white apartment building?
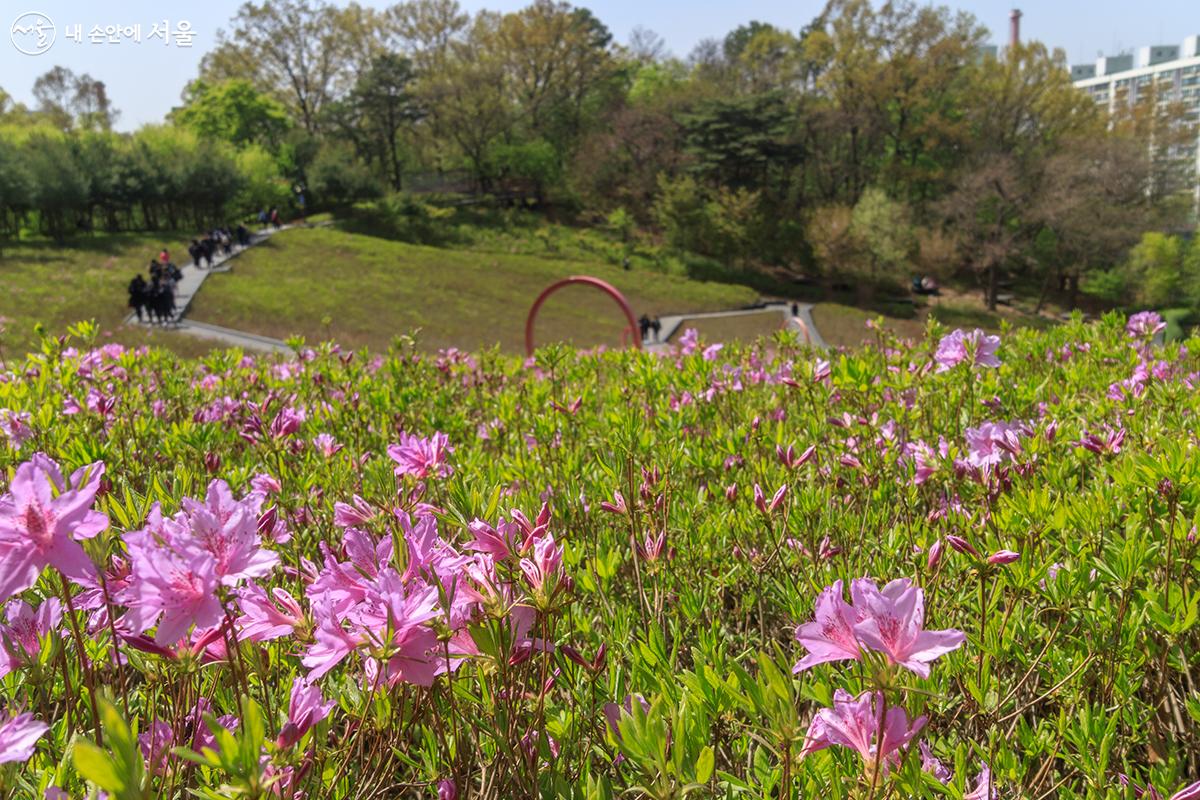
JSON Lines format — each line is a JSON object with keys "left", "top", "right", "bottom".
{"left": 1072, "top": 35, "right": 1200, "bottom": 210}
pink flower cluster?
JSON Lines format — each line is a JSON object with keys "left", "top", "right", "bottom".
{"left": 119, "top": 480, "right": 279, "bottom": 644}
{"left": 934, "top": 328, "right": 1001, "bottom": 372}
{"left": 793, "top": 578, "right": 964, "bottom": 678}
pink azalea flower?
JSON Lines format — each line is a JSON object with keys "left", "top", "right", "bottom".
{"left": 122, "top": 533, "right": 223, "bottom": 645}
{"left": 850, "top": 578, "right": 966, "bottom": 678}
{"left": 964, "top": 421, "right": 1022, "bottom": 470}
{"left": 437, "top": 779, "right": 457, "bottom": 800}
{"left": 793, "top": 580, "right": 863, "bottom": 673}
{"left": 963, "top": 763, "right": 994, "bottom": 800}
{"left": 182, "top": 480, "right": 280, "bottom": 584}
{"left": 987, "top": 550, "right": 1021, "bottom": 565}
{"left": 301, "top": 615, "right": 362, "bottom": 679}
{"left": 466, "top": 518, "right": 520, "bottom": 561}
{"left": 235, "top": 583, "right": 304, "bottom": 642}
{"left": 0, "top": 597, "right": 63, "bottom": 678}
{"left": 0, "top": 454, "right": 107, "bottom": 602}
{"left": 799, "top": 689, "right": 925, "bottom": 773}
{"left": 139, "top": 720, "right": 174, "bottom": 774}
{"left": 275, "top": 676, "right": 335, "bottom": 749}
{"left": 919, "top": 741, "right": 951, "bottom": 783}
{"left": 333, "top": 495, "right": 376, "bottom": 528}
{"left": 935, "top": 329, "right": 1001, "bottom": 372}
{"left": 0, "top": 409, "right": 32, "bottom": 447}
{"left": 520, "top": 532, "right": 564, "bottom": 599}
{"left": 1126, "top": 311, "right": 1166, "bottom": 338}
{"left": 313, "top": 433, "right": 343, "bottom": 458}
{"left": 0, "top": 712, "right": 48, "bottom": 763}
{"left": 388, "top": 432, "right": 453, "bottom": 479}
{"left": 677, "top": 328, "right": 700, "bottom": 356}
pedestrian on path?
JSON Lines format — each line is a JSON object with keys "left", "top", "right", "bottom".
{"left": 639, "top": 315, "right": 650, "bottom": 341}
{"left": 127, "top": 274, "right": 147, "bottom": 322}
{"left": 651, "top": 318, "right": 661, "bottom": 341}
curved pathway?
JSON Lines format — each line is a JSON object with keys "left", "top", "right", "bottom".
{"left": 129, "top": 225, "right": 827, "bottom": 355}
{"left": 643, "top": 301, "right": 827, "bottom": 351}
{"left": 125, "top": 225, "right": 298, "bottom": 354}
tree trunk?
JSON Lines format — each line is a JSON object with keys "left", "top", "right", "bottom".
{"left": 986, "top": 262, "right": 998, "bottom": 311}
{"left": 1034, "top": 266, "right": 1054, "bottom": 314}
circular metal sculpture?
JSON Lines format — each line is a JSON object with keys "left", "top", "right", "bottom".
{"left": 525, "top": 276, "right": 641, "bottom": 356}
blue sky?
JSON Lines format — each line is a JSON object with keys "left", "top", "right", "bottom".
{"left": 2, "top": 0, "right": 1197, "bottom": 130}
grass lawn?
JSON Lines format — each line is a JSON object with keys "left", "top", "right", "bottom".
{"left": 0, "top": 232, "right": 229, "bottom": 360}
{"left": 671, "top": 312, "right": 788, "bottom": 344}
{"left": 189, "top": 227, "right": 758, "bottom": 352}
{"left": 811, "top": 298, "right": 1056, "bottom": 349}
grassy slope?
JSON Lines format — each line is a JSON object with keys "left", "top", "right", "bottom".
{"left": 811, "top": 299, "right": 1056, "bottom": 349}
{"left": 0, "top": 233, "right": 222, "bottom": 360}
{"left": 188, "top": 227, "right": 758, "bottom": 352}
{"left": 674, "top": 313, "right": 788, "bottom": 344}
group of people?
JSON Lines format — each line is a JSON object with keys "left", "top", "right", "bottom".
{"left": 638, "top": 314, "right": 663, "bottom": 342}
{"left": 258, "top": 207, "right": 283, "bottom": 230}
{"left": 127, "top": 249, "right": 182, "bottom": 325}
{"left": 188, "top": 224, "right": 252, "bottom": 269}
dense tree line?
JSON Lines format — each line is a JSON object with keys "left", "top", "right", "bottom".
{"left": 1, "top": 0, "right": 1197, "bottom": 309}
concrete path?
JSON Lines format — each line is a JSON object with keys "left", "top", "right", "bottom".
{"left": 643, "top": 301, "right": 827, "bottom": 352}
{"left": 125, "top": 225, "right": 296, "bottom": 354}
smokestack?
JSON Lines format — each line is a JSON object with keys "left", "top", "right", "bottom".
{"left": 1010, "top": 9, "right": 1022, "bottom": 50}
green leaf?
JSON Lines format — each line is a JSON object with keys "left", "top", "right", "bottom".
{"left": 695, "top": 745, "right": 714, "bottom": 784}
{"left": 73, "top": 741, "right": 125, "bottom": 792}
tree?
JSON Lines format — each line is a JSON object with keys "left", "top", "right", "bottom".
{"left": 308, "top": 142, "right": 383, "bottom": 207}
{"left": 200, "top": 0, "right": 371, "bottom": 132}
{"left": 31, "top": 67, "right": 118, "bottom": 131}
{"left": 349, "top": 53, "right": 422, "bottom": 191}
{"left": 680, "top": 91, "right": 801, "bottom": 194}
{"left": 849, "top": 187, "right": 914, "bottom": 289}
{"left": 171, "top": 79, "right": 292, "bottom": 149}
{"left": 1122, "top": 232, "right": 1185, "bottom": 309}
{"left": 0, "top": 137, "right": 33, "bottom": 256}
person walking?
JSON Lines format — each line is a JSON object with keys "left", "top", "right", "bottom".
{"left": 650, "top": 318, "right": 662, "bottom": 342}
{"left": 189, "top": 239, "right": 203, "bottom": 269}
{"left": 638, "top": 315, "right": 650, "bottom": 342}
{"left": 127, "top": 274, "right": 147, "bottom": 322}
{"left": 269, "top": 207, "right": 281, "bottom": 229}
{"left": 158, "top": 248, "right": 170, "bottom": 266}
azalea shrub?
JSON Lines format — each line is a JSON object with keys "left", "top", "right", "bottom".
{"left": 0, "top": 312, "right": 1198, "bottom": 800}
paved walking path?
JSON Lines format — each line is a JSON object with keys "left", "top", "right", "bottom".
{"left": 125, "top": 225, "right": 297, "bottom": 354}
{"left": 127, "top": 224, "right": 826, "bottom": 356}
{"left": 643, "top": 301, "right": 827, "bottom": 352}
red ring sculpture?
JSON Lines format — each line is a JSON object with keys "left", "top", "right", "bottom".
{"left": 525, "top": 275, "right": 641, "bottom": 356}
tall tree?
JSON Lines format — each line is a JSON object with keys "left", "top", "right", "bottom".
{"left": 200, "top": 0, "right": 374, "bottom": 133}
{"left": 171, "top": 79, "right": 292, "bottom": 149}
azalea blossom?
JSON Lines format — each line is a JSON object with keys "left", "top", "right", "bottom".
{"left": 236, "top": 582, "right": 304, "bottom": 642}
{"left": 794, "top": 578, "right": 964, "bottom": 678}
{"left": 275, "top": 676, "right": 335, "bottom": 749}
{"left": 388, "top": 431, "right": 453, "bottom": 479}
{"left": 0, "top": 712, "right": 48, "bottom": 764}
{"left": 1126, "top": 311, "right": 1166, "bottom": 338}
{"left": 0, "top": 409, "right": 32, "bottom": 447}
{"left": 963, "top": 762, "right": 995, "bottom": 800}
{"left": 0, "top": 597, "right": 63, "bottom": 678}
{"left": 793, "top": 580, "right": 863, "bottom": 672}
{"left": 312, "top": 433, "right": 343, "bottom": 458}
{"left": 935, "top": 328, "right": 1001, "bottom": 372}
{"left": 122, "top": 530, "right": 224, "bottom": 645}
{"left": 799, "top": 689, "right": 925, "bottom": 773}
{"left": 0, "top": 454, "right": 107, "bottom": 602}
{"left": 851, "top": 578, "right": 966, "bottom": 678}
